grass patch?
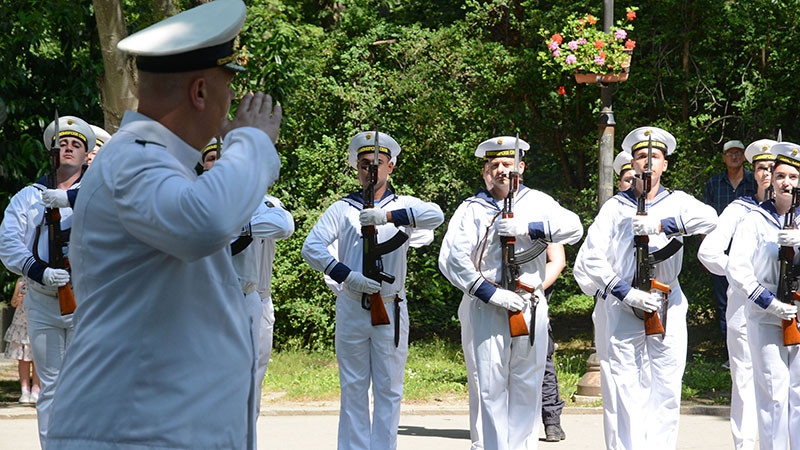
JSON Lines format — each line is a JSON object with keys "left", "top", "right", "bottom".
{"left": 262, "top": 347, "right": 339, "bottom": 401}
{"left": 403, "top": 337, "right": 468, "bottom": 401}
{"left": 553, "top": 346, "right": 590, "bottom": 405}
{"left": 549, "top": 293, "right": 594, "bottom": 317}
{"left": 682, "top": 353, "right": 731, "bottom": 404}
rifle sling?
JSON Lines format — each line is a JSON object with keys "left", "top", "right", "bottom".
{"left": 647, "top": 238, "right": 683, "bottom": 265}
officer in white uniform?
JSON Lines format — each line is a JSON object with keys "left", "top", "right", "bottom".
{"left": 440, "top": 136, "right": 583, "bottom": 450}
{"left": 614, "top": 151, "right": 634, "bottom": 192}
{"left": 574, "top": 126, "right": 717, "bottom": 449}
{"left": 698, "top": 138, "right": 776, "bottom": 450}
{"left": 46, "top": 1, "right": 283, "bottom": 448}
{"left": 302, "top": 131, "right": 444, "bottom": 450}
{"left": 202, "top": 139, "right": 295, "bottom": 427}
{"left": 0, "top": 115, "right": 93, "bottom": 447}
{"left": 727, "top": 141, "right": 800, "bottom": 450}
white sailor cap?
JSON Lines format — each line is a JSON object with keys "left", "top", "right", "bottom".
{"left": 613, "top": 152, "right": 633, "bottom": 175}
{"left": 723, "top": 140, "right": 745, "bottom": 153}
{"left": 474, "top": 136, "right": 530, "bottom": 159}
{"left": 203, "top": 138, "right": 222, "bottom": 159}
{"left": 771, "top": 142, "right": 800, "bottom": 170}
{"left": 43, "top": 116, "right": 95, "bottom": 152}
{"left": 117, "top": 0, "right": 247, "bottom": 73}
{"left": 621, "top": 126, "right": 676, "bottom": 156}
{"left": 90, "top": 125, "right": 112, "bottom": 148}
{"left": 744, "top": 139, "right": 777, "bottom": 164}
{"left": 348, "top": 131, "right": 401, "bottom": 169}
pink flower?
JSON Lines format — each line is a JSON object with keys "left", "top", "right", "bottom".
{"left": 594, "top": 55, "right": 605, "bottom": 65}
{"left": 548, "top": 41, "right": 559, "bottom": 51}
{"left": 615, "top": 29, "right": 627, "bottom": 40}
{"left": 577, "top": 38, "right": 587, "bottom": 45}
{"left": 565, "top": 54, "right": 577, "bottom": 65}
{"left": 568, "top": 40, "right": 579, "bottom": 50}
{"left": 553, "top": 49, "right": 561, "bottom": 57}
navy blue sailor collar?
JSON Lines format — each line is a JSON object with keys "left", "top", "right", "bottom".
{"left": 757, "top": 199, "right": 800, "bottom": 228}
{"left": 617, "top": 185, "right": 669, "bottom": 207}
{"left": 470, "top": 184, "right": 533, "bottom": 211}
{"left": 344, "top": 184, "right": 398, "bottom": 209}
{"left": 33, "top": 173, "right": 83, "bottom": 190}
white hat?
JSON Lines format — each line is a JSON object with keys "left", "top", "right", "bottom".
{"left": 203, "top": 138, "right": 222, "bottom": 158}
{"left": 90, "top": 125, "right": 112, "bottom": 148}
{"left": 348, "top": 131, "right": 401, "bottom": 169}
{"left": 621, "top": 126, "right": 677, "bottom": 156}
{"left": 117, "top": 0, "right": 247, "bottom": 73}
{"left": 474, "top": 136, "right": 530, "bottom": 159}
{"left": 744, "top": 139, "right": 777, "bottom": 164}
{"left": 43, "top": 116, "right": 95, "bottom": 152}
{"left": 772, "top": 142, "right": 800, "bottom": 170}
{"left": 613, "top": 152, "right": 633, "bottom": 175}
{"left": 723, "top": 140, "right": 745, "bottom": 153}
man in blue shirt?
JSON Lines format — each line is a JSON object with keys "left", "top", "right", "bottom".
{"left": 702, "top": 139, "right": 755, "bottom": 359}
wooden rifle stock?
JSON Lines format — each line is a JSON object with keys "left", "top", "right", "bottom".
{"left": 58, "top": 284, "right": 76, "bottom": 315}
{"left": 643, "top": 279, "right": 670, "bottom": 336}
{"left": 783, "top": 291, "right": 800, "bottom": 346}
{"left": 777, "top": 188, "right": 800, "bottom": 346}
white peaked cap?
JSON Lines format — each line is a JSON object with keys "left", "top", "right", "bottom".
{"left": 90, "top": 125, "right": 112, "bottom": 147}
{"left": 474, "top": 136, "right": 530, "bottom": 159}
{"left": 744, "top": 139, "right": 777, "bottom": 164}
{"left": 348, "top": 131, "right": 401, "bottom": 168}
{"left": 621, "top": 126, "right": 677, "bottom": 156}
{"left": 772, "top": 142, "right": 800, "bottom": 169}
{"left": 43, "top": 116, "right": 95, "bottom": 152}
{"left": 613, "top": 152, "right": 633, "bottom": 175}
{"left": 117, "top": 0, "right": 247, "bottom": 73}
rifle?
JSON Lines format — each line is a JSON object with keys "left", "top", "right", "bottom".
{"left": 361, "top": 129, "right": 408, "bottom": 326}
{"left": 632, "top": 134, "right": 675, "bottom": 337}
{"left": 500, "top": 134, "right": 548, "bottom": 342}
{"left": 776, "top": 187, "right": 800, "bottom": 346}
{"left": 44, "top": 111, "right": 76, "bottom": 315}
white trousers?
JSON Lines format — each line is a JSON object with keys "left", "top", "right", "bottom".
{"left": 255, "top": 295, "right": 275, "bottom": 419}
{"left": 24, "top": 287, "right": 74, "bottom": 449}
{"left": 746, "top": 305, "right": 800, "bottom": 450}
{"left": 459, "top": 295, "right": 483, "bottom": 449}
{"left": 244, "top": 290, "right": 263, "bottom": 450}
{"left": 470, "top": 294, "right": 548, "bottom": 450}
{"left": 604, "top": 287, "right": 687, "bottom": 450}
{"left": 335, "top": 294, "right": 408, "bottom": 450}
{"left": 727, "top": 291, "right": 757, "bottom": 450}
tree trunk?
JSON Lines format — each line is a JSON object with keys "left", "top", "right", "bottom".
{"left": 93, "top": 0, "right": 138, "bottom": 132}
{"left": 152, "top": 0, "right": 179, "bottom": 20}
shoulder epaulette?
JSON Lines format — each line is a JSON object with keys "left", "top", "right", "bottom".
{"left": 134, "top": 139, "right": 165, "bottom": 147}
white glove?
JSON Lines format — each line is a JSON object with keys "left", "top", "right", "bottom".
{"left": 765, "top": 300, "right": 798, "bottom": 321}
{"left": 42, "top": 268, "right": 70, "bottom": 287}
{"left": 342, "top": 271, "right": 380, "bottom": 294}
{"left": 497, "top": 217, "right": 530, "bottom": 238}
{"left": 631, "top": 216, "right": 661, "bottom": 236}
{"left": 488, "top": 289, "right": 525, "bottom": 312}
{"left": 777, "top": 230, "right": 800, "bottom": 247}
{"left": 41, "top": 189, "right": 70, "bottom": 208}
{"left": 622, "top": 288, "right": 661, "bottom": 313}
{"left": 359, "top": 209, "right": 387, "bottom": 226}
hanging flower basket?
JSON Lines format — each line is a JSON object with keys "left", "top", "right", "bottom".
{"left": 575, "top": 50, "right": 632, "bottom": 84}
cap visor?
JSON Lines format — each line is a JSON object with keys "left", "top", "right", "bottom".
{"left": 223, "top": 62, "right": 248, "bottom": 73}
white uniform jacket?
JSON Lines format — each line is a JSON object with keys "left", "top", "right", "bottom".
{"left": 441, "top": 186, "right": 583, "bottom": 303}
{"left": 727, "top": 201, "right": 798, "bottom": 321}
{"left": 233, "top": 195, "right": 295, "bottom": 294}
{"left": 0, "top": 175, "right": 80, "bottom": 294}
{"left": 46, "top": 111, "right": 280, "bottom": 450}
{"left": 698, "top": 196, "right": 760, "bottom": 277}
{"left": 574, "top": 187, "right": 717, "bottom": 303}
{"left": 302, "top": 189, "right": 443, "bottom": 301}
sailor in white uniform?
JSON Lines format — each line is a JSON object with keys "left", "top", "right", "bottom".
{"left": 698, "top": 138, "right": 776, "bottom": 450}
{"left": 614, "top": 151, "right": 634, "bottom": 192}
{"left": 45, "top": 1, "right": 283, "bottom": 448}
{"left": 0, "top": 115, "right": 93, "bottom": 447}
{"left": 202, "top": 139, "right": 295, "bottom": 432}
{"left": 301, "top": 131, "right": 443, "bottom": 450}
{"left": 573, "top": 126, "right": 717, "bottom": 449}
{"left": 727, "top": 141, "right": 800, "bottom": 450}
{"left": 440, "top": 136, "right": 583, "bottom": 450}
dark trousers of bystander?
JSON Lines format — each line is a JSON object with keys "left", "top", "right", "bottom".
{"left": 711, "top": 274, "right": 728, "bottom": 344}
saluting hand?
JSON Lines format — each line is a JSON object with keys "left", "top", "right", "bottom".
{"left": 222, "top": 92, "right": 282, "bottom": 143}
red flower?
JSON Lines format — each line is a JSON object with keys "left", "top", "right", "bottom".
{"left": 625, "top": 39, "right": 636, "bottom": 50}
{"left": 587, "top": 14, "right": 597, "bottom": 25}
{"left": 627, "top": 10, "right": 636, "bottom": 21}
{"left": 594, "top": 40, "right": 605, "bottom": 49}
{"left": 558, "top": 86, "right": 566, "bottom": 95}
{"left": 599, "top": 51, "right": 606, "bottom": 59}
{"left": 551, "top": 33, "right": 563, "bottom": 44}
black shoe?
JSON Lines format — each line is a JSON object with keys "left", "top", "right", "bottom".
{"left": 544, "top": 424, "right": 566, "bottom": 442}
